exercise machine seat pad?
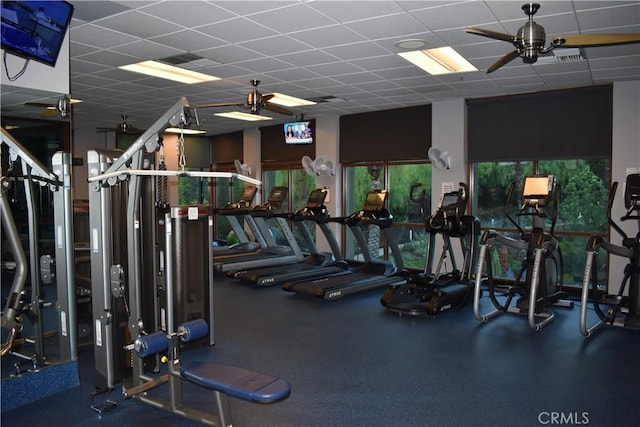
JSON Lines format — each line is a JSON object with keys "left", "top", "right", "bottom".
{"left": 180, "top": 361, "right": 291, "bottom": 403}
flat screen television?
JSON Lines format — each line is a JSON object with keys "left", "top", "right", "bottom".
{"left": 1, "top": 0, "right": 74, "bottom": 67}
{"left": 284, "top": 120, "right": 313, "bottom": 144}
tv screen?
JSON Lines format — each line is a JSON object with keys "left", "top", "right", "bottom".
{"left": 1, "top": 0, "right": 74, "bottom": 67}
{"left": 284, "top": 121, "right": 313, "bottom": 144}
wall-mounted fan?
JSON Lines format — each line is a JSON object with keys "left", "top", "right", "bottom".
{"left": 196, "top": 80, "right": 293, "bottom": 115}
{"left": 24, "top": 95, "right": 71, "bottom": 118}
{"left": 428, "top": 147, "right": 451, "bottom": 170}
{"left": 466, "top": 3, "right": 640, "bottom": 73}
{"left": 96, "top": 115, "right": 143, "bottom": 134}
{"left": 301, "top": 155, "right": 335, "bottom": 176}
{"left": 234, "top": 159, "right": 252, "bottom": 176}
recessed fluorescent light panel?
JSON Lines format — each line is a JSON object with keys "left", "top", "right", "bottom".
{"left": 214, "top": 111, "right": 272, "bottom": 121}
{"left": 267, "top": 93, "right": 316, "bottom": 107}
{"left": 398, "top": 47, "right": 477, "bottom": 75}
{"left": 119, "top": 60, "right": 220, "bottom": 84}
{"left": 164, "top": 127, "right": 206, "bottom": 135}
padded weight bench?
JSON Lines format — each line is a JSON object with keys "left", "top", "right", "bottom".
{"left": 128, "top": 319, "right": 290, "bottom": 426}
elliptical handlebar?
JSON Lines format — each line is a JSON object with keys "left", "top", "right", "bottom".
{"left": 504, "top": 181, "right": 524, "bottom": 234}
{"left": 606, "top": 181, "right": 628, "bottom": 241}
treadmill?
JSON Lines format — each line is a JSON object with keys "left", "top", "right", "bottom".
{"left": 213, "top": 186, "right": 306, "bottom": 272}
{"left": 212, "top": 184, "right": 264, "bottom": 257}
{"left": 282, "top": 190, "right": 407, "bottom": 301}
{"left": 230, "top": 188, "right": 348, "bottom": 286}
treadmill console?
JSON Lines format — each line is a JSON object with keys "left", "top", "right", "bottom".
{"left": 295, "top": 189, "right": 329, "bottom": 220}
{"left": 218, "top": 185, "right": 257, "bottom": 213}
{"left": 233, "top": 185, "right": 258, "bottom": 209}
{"left": 252, "top": 186, "right": 288, "bottom": 215}
{"left": 362, "top": 190, "right": 387, "bottom": 212}
{"left": 348, "top": 190, "right": 393, "bottom": 226}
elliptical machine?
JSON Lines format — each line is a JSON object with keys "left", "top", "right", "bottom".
{"left": 580, "top": 173, "right": 640, "bottom": 337}
{"left": 472, "top": 175, "right": 573, "bottom": 331}
{"left": 381, "top": 183, "right": 481, "bottom": 316}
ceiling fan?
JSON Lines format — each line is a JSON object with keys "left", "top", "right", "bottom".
{"left": 96, "top": 115, "right": 143, "bottom": 134}
{"left": 196, "top": 80, "right": 293, "bottom": 116}
{"left": 466, "top": 2, "right": 640, "bottom": 73}
{"left": 24, "top": 95, "right": 71, "bottom": 118}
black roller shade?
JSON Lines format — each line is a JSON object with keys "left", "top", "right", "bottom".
{"left": 183, "top": 135, "right": 211, "bottom": 168}
{"left": 260, "top": 120, "right": 315, "bottom": 162}
{"left": 467, "top": 85, "right": 612, "bottom": 162}
{"left": 211, "top": 131, "right": 243, "bottom": 164}
{"left": 340, "top": 104, "right": 431, "bottom": 162}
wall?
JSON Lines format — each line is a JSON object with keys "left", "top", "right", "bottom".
{"left": 314, "top": 115, "right": 340, "bottom": 254}
{"left": 243, "top": 128, "right": 261, "bottom": 204}
{"left": 431, "top": 97, "right": 467, "bottom": 264}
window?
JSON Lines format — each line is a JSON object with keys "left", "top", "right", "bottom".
{"left": 471, "top": 159, "right": 610, "bottom": 287}
{"left": 211, "top": 175, "right": 247, "bottom": 244}
{"left": 342, "top": 161, "right": 432, "bottom": 268}
{"left": 263, "top": 165, "right": 317, "bottom": 252}
{"left": 178, "top": 168, "right": 210, "bottom": 205}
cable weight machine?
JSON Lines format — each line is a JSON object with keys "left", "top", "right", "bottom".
{"left": 1, "top": 128, "right": 76, "bottom": 368}
{"left": 86, "top": 97, "right": 263, "bottom": 406}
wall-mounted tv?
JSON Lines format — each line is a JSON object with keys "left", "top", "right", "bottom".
{"left": 284, "top": 120, "right": 313, "bottom": 144}
{"left": 1, "top": 0, "right": 74, "bottom": 67}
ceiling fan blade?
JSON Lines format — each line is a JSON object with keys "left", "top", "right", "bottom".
{"left": 25, "top": 102, "right": 55, "bottom": 108}
{"left": 264, "top": 103, "right": 293, "bottom": 116}
{"left": 486, "top": 50, "right": 520, "bottom": 74}
{"left": 195, "top": 102, "right": 244, "bottom": 109}
{"left": 552, "top": 33, "right": 640, "bottom": 48}
{"left": 466, "top": 27, "right": 517, "bottom": 43}
{"left": 40, "top": 109, "right": 59, "bottom": 118}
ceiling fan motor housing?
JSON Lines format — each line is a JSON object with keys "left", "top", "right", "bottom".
{"left": 518, "top": 21, "right": 546, "bottom": 63}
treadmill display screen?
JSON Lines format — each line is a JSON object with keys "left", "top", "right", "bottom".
{"left": 363, "top": 191, "right": 387, "bottom": 211}
{"left": 306, "top": 189, "right": 327, "bottom": 208}
{"left": 239, "top": 185, "right": 257, "bottom": 203}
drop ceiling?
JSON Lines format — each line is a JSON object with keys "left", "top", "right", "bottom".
{"left": 1, "top": 0, "right": 639, "bottom": 136}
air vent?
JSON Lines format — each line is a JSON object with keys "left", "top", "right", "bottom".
{"left": 158, "top": 53, "right": 204, "bottom": 65}
{"left": 308, "top": 95, "right": 345, "bottom": 103}
{"left": 538, "top": 48, "right": 584, "bottom": 64}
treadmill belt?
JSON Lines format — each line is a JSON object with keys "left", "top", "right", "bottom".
{"left": 284, "top": 271, "right": 406, "bottom": 300}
